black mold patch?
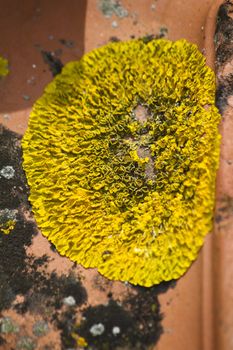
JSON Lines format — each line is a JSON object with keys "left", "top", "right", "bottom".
{"left": 0, "top": 126, "right": 37, "bottom": 310}
{"left": 215, "top": 0, "right": 233, "bottom": 67}
{"left": 41, "top": 50, "right": 64, "bottom": 77}
{"left": 0, "top": 125, "right": 87, "bottom": 349}
{"left": 75, "top": 282, "right": 175, "bottom": 350}
{"left": 0, "top": 335, "right": 6, "bottom": 347}
{"left": 77, "top": 300, "right": 133, "bottom": 349}
{"left": 59, "top": 39, "right": 75, "bottom": 48}
{"left": 141, "top": 34, "right": 156, "bottom": 44}
{"left": 215, "top": 74, "right": 233, "bottom": 114}
{"left": 216, "top": 195, "right": 233, "bottom": 223}
{"left": 141, "top": 28, "right": 168, "bottom": 44}
{"left": 215, "top": 1, "right": 233, "bottom": 113}
{"left": 109, "top": 36, "right": 121, "bottom": 42}
{"left": 0, "top": 126, "right": 28, "bottom": 209}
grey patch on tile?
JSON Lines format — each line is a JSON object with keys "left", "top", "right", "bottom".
{"left": 16, "top": 336, "right": 36, "bottom": 350}
{"left": 27, "top": 76, "right": 36, "bottom": 85}
{"left": 63, "top": 296, "right": 76, "bottom": 306}
{"left": 0, "top": 208, "right": 17, "bottom": 222}
{"left": 0, "top": 317, "right": 19, "bottom": 333}
{"left": 0, "top": 165, "right": 15, "bottom": 179}
{"left": 32, "top": 320, "right": 49, "bottom": 337}
{"left": 90, "top": 323, "right": 105, "bottom": 336}
{"left": 22, "top": 95, "right": 31, "bottom": 101}
{"left": 98, "top": 0, "right": 128, "bottom": 18}
{"left": 112, "top": 20, "right": 118, "bottom": 28}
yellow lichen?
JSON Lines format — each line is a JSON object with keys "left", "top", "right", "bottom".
{"left": 0, "top": 56, "right": 9, "bottom": 77}
{"left": 22, "top": 38, "right": 221, "bottom": 286}
{"left": 0, "top": 220, "right": 15, "bottom": 235}
{"left": 71, "top": 333, "right": 88, "bottom": 348}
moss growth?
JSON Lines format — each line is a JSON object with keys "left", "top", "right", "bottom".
{"left": 22, "top": 38, "right": 221, "bottom": 286}
{"left": 0, "top": 56, "right": 9, "bottom": 77}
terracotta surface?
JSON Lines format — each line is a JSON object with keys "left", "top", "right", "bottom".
{"left": 0, "top": 1, "right": 232, "bottom": 350}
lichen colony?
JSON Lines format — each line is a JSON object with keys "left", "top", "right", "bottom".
{"left": 22, "top": 39, "right": 220, "bottom": 286}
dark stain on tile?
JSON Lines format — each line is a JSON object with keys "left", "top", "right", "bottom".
{"left": 215, "top": 0, "right": 233, "bottom": 114}
{"left": 41, "top": 50, "right": 64, "bottom": 77}
{"left": 74, "top": 282, "right": 175, "bottom": 350}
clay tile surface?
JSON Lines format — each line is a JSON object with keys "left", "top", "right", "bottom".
{"left": 0, "top": 1, "right": 232, "bottom": 350}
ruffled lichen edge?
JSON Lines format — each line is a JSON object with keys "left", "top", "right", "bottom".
{"left": 22, "top": 38, "right": 221, "bottom": 286}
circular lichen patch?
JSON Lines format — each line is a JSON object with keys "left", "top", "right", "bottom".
{"left": 22, "top": 39, "right": 220, "bottom": 286}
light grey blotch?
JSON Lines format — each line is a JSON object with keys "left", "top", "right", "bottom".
{"left": 22, "top": 95, "right": 30, "bottom": 101}
{"left": 0, "top": 208, "right": 17, "bottom": 221}
{"left": 63, "top": 296, "right": 76, "bottom": 306}
{"left": 99, "top": 0, "right": 128, "bottom": 18}
{"left": 112, "top": 20, "right": 118, "bottom": 28}
{"left": 16, "top": 336, "right": 36, "bottom": 350}
{"left": 90, "top": 323, "right": 105, "bottom": 336}
{"left": 0, "top": 165, "right": 15, "bottom": 179}
{"left": 32, "top": 320, "right": 49, "bottom": 337}
{"left": 0, "top": 317, "right": 19, "bottom": 334}
{"left": 112, "top": 326, "right": 121, "bottom": 336}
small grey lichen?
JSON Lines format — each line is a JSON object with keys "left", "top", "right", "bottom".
{"left": 89, "top": 323, "right": 105, "bottom": 336}
{"left": 22, "top": 95, "right": 31, "bottom": 101}
{"left": 62, "top": 295, "right": 76, "bottom": 306}
{"left": 98, "top": 0, "right": 128, "bottom": 18}
{"left": 0, "top": 208, "right": 17, "bottom": 222}
{"left": 32, "top": 320, "right": 49, "bottom": 337}
{"left": 112, "top": 20, "right": 118, "bottom": 28}
{"left": 16, "top": 336, "right": 36, "bottom": 350}
{"left": 0, "top": 165, "right": 15, "bottom": 179}
{"left": 112, "top": 326, "right": 121, "bottom": 336}
{"left": 0, "top": 317, "right": 19, "bottom": 334}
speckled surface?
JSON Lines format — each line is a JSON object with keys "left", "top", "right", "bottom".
{"left": 0, "top": 1, "right": 230, "bottom": 350}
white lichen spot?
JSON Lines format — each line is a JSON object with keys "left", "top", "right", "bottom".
{"left": 0, "top": 166, "right": 15, "bottom": 179}
{"left": 112, "top": 326, "right": 121, "bottom": 336}
{"left": 112, "top": 20, "right": 118, "bottom": 28}
{"left": 63, "top": 296, "right": 76, "bottom": 306}
{"left": 90, "top": 323, "right": 105, "bottom": 336}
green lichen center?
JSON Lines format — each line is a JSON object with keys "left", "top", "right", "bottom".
{"left": 104, "top": 102, "right": 158, "bottom": 212}
{"left": 104, "top": 96, "right": 190, "bottom": 213}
